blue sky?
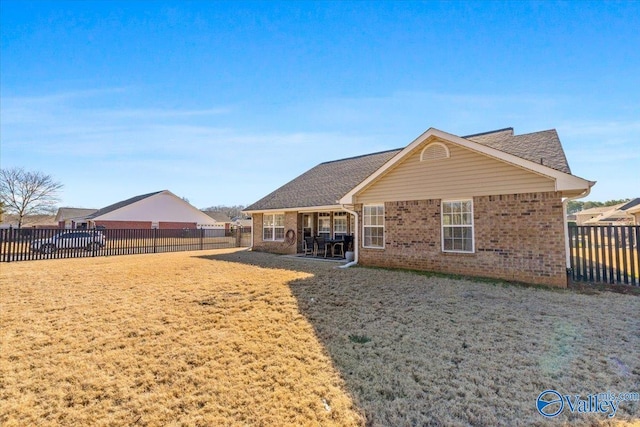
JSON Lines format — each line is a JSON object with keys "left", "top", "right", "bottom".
{"left": 1, "top": 1, "right": 639, "bottom": 210}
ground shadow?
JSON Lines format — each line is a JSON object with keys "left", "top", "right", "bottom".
{"left": 196, "top": 250, "right": 640, "bottom": 426}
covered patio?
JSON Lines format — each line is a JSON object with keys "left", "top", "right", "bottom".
{"left": 298, "top": 210, "right": 355, "bottom": 259}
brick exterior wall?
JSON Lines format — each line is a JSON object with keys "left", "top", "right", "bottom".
{"left": 358, "top": 191, "right": 568, "bottom": 287}
{"left": 251, "top": 212, "right": 299, "bottom": 255}
{"left": 94, "top": 220, "right": 152, "bottom": 229}
{"left": 158, "top": 222, "right": 198, "bottom": 229}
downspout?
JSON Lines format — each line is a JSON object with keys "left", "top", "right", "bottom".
{"left": 562, "top": 186, "right": 593, "bottom": 269}
{"left": 339, "top": 204, "right": 359, "bottom": 268}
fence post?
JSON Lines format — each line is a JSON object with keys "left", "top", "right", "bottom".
{"left": 153, "top": 228, "right": 157, "bottom": 253}
{"left": 7, "top": 226, "right": 15, "bottom": 262}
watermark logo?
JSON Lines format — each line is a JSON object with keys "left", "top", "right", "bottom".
{"left": 537, "top": 390, "right": 564, "bottom": 418}
{"left": 537, "top": 389, "right": 639, "bottom": 419}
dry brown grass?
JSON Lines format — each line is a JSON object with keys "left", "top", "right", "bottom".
{"left": 1, "top": 249, "right": 363, "bottom": 426}
{"left": 1, "top": 249, "right": 639, "bottom": 426}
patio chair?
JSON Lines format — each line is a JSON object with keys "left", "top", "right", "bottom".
{"left": 343, "top": 235, "right": 354, "bottom": 252}
{"left": 303, "top": 236, "right": 315, "bottom": 256}
{"left": 315, "top": 236, "right": 329, "bottom": 258}
{"left": 331, "top": 237, "right": 345, "bottom": 258}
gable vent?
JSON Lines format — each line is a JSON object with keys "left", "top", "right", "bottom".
{"left": 420, "top": 142, "right": 450, "bottom": 161}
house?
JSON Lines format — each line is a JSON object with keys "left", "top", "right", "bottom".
{"left": 55, "top": 207, "right": 98, "bottom": 229}
{"left": 83, "top": 190, "right": 222, "bottom": 230}
{"left": 203, "top": 211, "right": 232, "bottom": 232}
{"left": 574, "top": 205, "right": 616, "bottom": 225}
{"left": 0, "top": 214, "right": 58, "bottom": 229}
{"left": 576, "top": 198, "right": 640, "bottom": 225}
{"left": 231, "top": 216, "right": 253, "bottom": 231}
{"left": 625, "top": 201, "right": 640, "bottom": 225}
{"left": 244, "top": 127, "right": 595, "bottom": 287}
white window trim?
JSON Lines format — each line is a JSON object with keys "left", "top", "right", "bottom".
{"left": 362, "top": 204, "right": 385, "bottom": 249}
{"left": 317, "top": 212, "right": 331, "bottom": 238}
{"left": 441, "top": 199, "right": 475, "bottom": 253}
{"left": 333, "top": 211, "right": 348, "bottom": 237}
{"left": 263, "top": 213, "right": 285, "bottom": 242}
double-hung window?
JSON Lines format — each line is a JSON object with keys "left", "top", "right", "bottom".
{"left": 318, "top": 213, "right": 331, "bottom": 239}
{"left": 263, "top": 213, "right": 285, "bottom": 241}
{"left": 333, "top": 212, "right": 348, "bottom": 238}
{"left": 441, "top": 200, "right": 474, "bottom": 253}
{"left": 363, "top": 205, "right": 384, "bottom": 248}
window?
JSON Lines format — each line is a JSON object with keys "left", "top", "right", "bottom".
{"left": 441, "top": 200, "right": 474, "bottom": 253}
{"left": 333, "top": 212, "right": 348, "bottom": 238}
{"left": 318, "top": 212, "right": 331, "bottom": 239}
{"left": 302, "top": 214, "right": 313, "bottom": 238}
{"left": 363, "top": 205, "right": 384, "bottom": 248}
{"left": 420, "top": 142, "right": 450, "bottom": 161}
{"left": 263, "top": 213, "right": 285, "bottom": 241}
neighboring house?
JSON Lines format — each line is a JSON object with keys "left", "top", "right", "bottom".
{"left": 84, "top": 190, "right": 222, "bottom": 230}
{"left": 0, "top": 214, "right": 57, "bottom": 229}
{"left": 55, "top": 207, "right": 98, "bottom": 229}
{"left": 232, "top": 216, "right": 252, "bottom": 231}
{"left": 203, "top": 211, "right": 232, "bottom": 232}
{"left": 244, "top": 127, "right": 595, "bottom": 287}
{"left": 577, "top": 198, "right": 640, "bottom": 225}
{"left": 574, "top": 205, "right": 618, "bottom": 225}
{"left": 626, "top": 204, "right": 640, "bottom": 225}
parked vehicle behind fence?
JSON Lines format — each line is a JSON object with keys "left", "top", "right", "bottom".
{"left": 30, "top": 231, "right": 106, "bottom": 254}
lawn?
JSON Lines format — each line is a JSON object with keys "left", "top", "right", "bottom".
{"left": 1, "top": 249, "right": 638, "bottom": 426}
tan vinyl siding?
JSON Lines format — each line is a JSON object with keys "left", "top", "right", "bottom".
{"left": 355, "top": 141, "right": 555, "bottom": 203}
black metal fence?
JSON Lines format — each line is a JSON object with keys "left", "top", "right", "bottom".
{"left": 0, "top": 227, "right": 251, "bottom": 262}
{"left": 568, "top": 225, "right": 639, "bottom": 286}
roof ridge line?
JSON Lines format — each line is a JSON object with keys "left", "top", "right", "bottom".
{"left": 463, "top": 127, "right": 514, "bottom": 138}
{"left": 318, "top": 148, "right": 403, "bottom": 165}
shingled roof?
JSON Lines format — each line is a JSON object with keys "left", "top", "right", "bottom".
{"left": 246, "top": 149, "right": 401, "bottom": 211}
{"left": 465, "top": 127, "right": 571, "bottom": 173}
{"left": 245, "top": 128, "right": 573, "bottom": 211}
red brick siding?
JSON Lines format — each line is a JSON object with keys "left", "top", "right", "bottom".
{"left": 94, "top": 220, "right": 152, "bottom": 229}
{"left": 158, "top": 222, "right": 197, "bottom": 229}
{"left": 251, "top": 212, "right": 298, "bottom": 255}
{"left": 358, "top": 192, "right": 567, "bottom": 287}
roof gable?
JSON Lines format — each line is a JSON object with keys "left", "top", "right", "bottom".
{"left": 88, "top": 191, "right": 163, "bottom": 219}
{"left": 89, "top": 190, "right": 218, "bottom": 226}
{"left": 340, "top": 128, "right": 592, "bottom": 204}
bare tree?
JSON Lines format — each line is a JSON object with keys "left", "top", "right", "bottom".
{"left": 0, "top": 167, "right": 63, "bottom": 228}
{"left": 202, "top": 204, "right": 247, "bottom": 220}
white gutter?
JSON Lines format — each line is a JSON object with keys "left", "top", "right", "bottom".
{"left": 339, "top": 204, "right": 359, "bottom": 266}
{"left": 562, "top": 186, "right": 593, "bottom": 269}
